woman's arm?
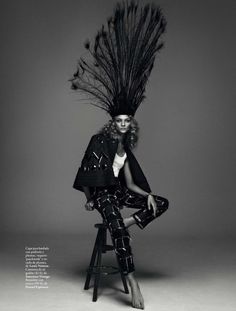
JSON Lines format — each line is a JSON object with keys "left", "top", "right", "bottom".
{"left": 124, "top": 160, "right": 150, "bottom": 196}
{"left": 124, "top": 160, "right": 157, "bottom": 216}
{"left": 82, "top": 186, "right": 95, "bottom": 211}
{"left": 82, "top": 186, "right": 92, "bottom": 201}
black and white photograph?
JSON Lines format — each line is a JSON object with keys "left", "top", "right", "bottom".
{"left": 1, "top": 0, "right": 235, "bottom": 310}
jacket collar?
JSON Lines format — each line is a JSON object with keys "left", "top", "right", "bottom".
{"left": 106, "top": 137, "right": 118, "bottom": 163}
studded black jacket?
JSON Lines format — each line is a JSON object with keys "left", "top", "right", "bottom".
{"left": 73, "top": 133, "right": 152, "bottom": 194}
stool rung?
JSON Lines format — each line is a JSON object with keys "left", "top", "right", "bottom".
{"left": 87, "top": 265, "right": 120, "bottom": 275}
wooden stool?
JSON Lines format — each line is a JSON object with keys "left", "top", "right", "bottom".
{"left": 84, "top": 221, "right": 129, "bottom": 301}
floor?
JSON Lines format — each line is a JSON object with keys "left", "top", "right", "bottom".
{"left": 0, "top": 231, "right": 236, "bottom": 311}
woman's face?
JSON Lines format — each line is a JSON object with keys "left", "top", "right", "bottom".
{"left": 114, "top": 114, "right": 131, "bottom": 134}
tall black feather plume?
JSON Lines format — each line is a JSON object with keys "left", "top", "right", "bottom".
{"left": 69, "top": 0, "right": 167, "bottom": 117}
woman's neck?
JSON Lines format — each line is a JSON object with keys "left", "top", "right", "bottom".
{"left": 116, "top": 133, "right": 126, "bottom": 143}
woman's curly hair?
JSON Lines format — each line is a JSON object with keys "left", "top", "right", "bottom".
{"left": 97, "top": 116, "right": 139, "bottom": 150}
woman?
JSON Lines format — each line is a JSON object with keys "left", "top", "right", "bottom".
{"left": 70, "top": 1, "right": 169, "bottom": 309}
{"left": 73, "top": 114, "right": 169, "bottom": 309}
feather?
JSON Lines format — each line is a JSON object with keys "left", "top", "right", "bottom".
{"left": 69, "top": 0, "right": 167, "bottom": 117}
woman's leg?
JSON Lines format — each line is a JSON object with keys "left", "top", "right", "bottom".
{"left": 93, "top": 190, "right": 135, "bottom": 275}
{"left": 126, "top": 271, "right": 144, "bottom": 309}
{"left": 120, "top": 188, "right": 169, "bottom": 229}
{"left": 93, "top": 188, "right": 144, "bottom": 309}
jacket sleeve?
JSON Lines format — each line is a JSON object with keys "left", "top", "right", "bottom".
{"left": 72, "top": 135, "right": 97, "bottom": 192}
{"left": 72, "top": 134, "right": 114, "bottom": 192}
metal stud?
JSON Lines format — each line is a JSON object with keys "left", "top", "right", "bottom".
{"left": 102, "top": 163, "right": 108, "bottom": 170}
{"left": 91, "top": 164, "right": 97, "bottom": 170}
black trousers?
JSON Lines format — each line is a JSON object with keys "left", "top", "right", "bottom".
{"left": 93, "top": 178, "right": 169, "bottom": 275}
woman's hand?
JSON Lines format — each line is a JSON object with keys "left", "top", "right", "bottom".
{"left": 85, "top": 199, "right": 95, "bottom": 211}
{"left": 147, "top": 194, "right": 157, "bottom": 217}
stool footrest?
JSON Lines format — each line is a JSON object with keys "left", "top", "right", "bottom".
{"left": 87, "top": 265, "right": 120, "bottom": 275}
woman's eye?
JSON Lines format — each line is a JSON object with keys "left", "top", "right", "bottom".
{"left": 115, "top": 119, "right": 130, "bottom": 124}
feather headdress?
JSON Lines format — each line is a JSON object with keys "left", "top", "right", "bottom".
{"left": 69, "top": 0, "right": 167, "bottom": 117}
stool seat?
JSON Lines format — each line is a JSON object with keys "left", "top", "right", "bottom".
{"left": 84, "top": 221, "right": 129, "bottom": 301}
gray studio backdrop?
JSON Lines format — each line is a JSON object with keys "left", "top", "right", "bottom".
{"left": 1, "top": 0, "right": 235, "bottom": 237}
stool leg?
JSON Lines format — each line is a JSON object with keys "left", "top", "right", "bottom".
{"left": 120, "top": 271, "right": 129, "bottom": 294}
{"left": 114, "top": 253, "right": 129, "bottom": 294}
{"left": 106, "top": 226, "right": 129, "bottom": 294}
{"left": 102, "top": 227, "right": 107, "bottom": 253}
{"left": 84, "top": 229, "right": 100, "bottom": 290}
{"left": 93, "top": 228, "right": 103, "bottom": 301}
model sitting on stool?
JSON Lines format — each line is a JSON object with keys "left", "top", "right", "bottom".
{"left": 69, "top": 1, "right": 169, "bottom": 309}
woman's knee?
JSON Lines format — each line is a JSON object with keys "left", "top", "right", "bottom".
{"left": 154, "top": 195, "right": 169, "bottom": 210}
{"left": 162, "top": 197, "right": 169, "bottom": 209}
